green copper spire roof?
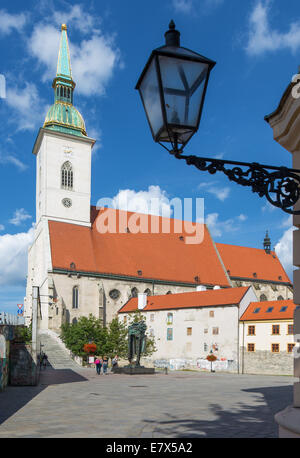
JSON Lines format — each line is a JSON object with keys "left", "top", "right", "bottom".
{"left": 43, "top": 24, "right": 87, "bottom": 137}
{"left": 56, "top": 24, "right": 72, "bottom": 81}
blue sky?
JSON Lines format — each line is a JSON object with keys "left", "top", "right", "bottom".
{"left": 0, "top": 0, "right": 298, "bottom": 313}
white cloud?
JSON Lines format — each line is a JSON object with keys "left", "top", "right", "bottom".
{"left": 172, "top": 0, "right": 223, "bottom": 14}
{"left": 238, "top": 214, "right": 247, "bottom": 222}
{"left": 172, "top": 0, "right": 193, "bottom": 13}
{"left": 0, "top": 225, "right": 4, "bottom": 231}
{"left": 5, "top": 82, "right": 48, "bottom": 131}
{"left": 9, "top": 209, "right": 32, "bottom": 226}
{"left": 262, "top": 200, "right": 276, "bottom": 213}
{"left": 281, "top": 215, "right": 293, "bottom": 228}
{"left": 0, "top": 227, "right": 34, "bottom": 287}
{"left": 246, "top": 1, "right": 300, "bottom": 55}
{"left": 0, "top": 10, "right": 27, "bottom": 36}
{"left": 0, "top": 153, "right": 27, "bottom": 171}
{"left": 205, "top": 212, "right": 240, "bottom": 238}
{"left": 198, "top": 181, "right": 230, "bottom": 201}
{"left": 52, "top": 4, "right": 99, "bottom": 35}
{"left": 110, "top": 186, "right": 172, "bottom": 217}
{"left": 275, "top": 226, "right": 294, "bottom": 280}
{"left": 27, "top": 22, "right": 121, "bottom": 97}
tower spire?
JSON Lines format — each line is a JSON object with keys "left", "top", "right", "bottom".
{"left": 43, "top": 24, "right": 87, "bottom": 137}
{"left": 263, "top": 230, "right": 271, "bottom": 254}
{"left": 56, "top": 24, "right": 72, "bottom": 82}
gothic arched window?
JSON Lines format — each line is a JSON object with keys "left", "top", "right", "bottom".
{"left": 144, "top": 288, "right": 151, "bottom": 296}
{"left": 277, "top": 295, "right": 284, "bottom": 301}
{"left": 260, "top": 294, "right": 267, "bottom": 302}
{"left": 61, "top": 161, "right": 73, "bottom": 190}
{"left": 131, "top": 287, "right": 138, "bottom": 298}
{"left": 72, "top": 286, "right": 79, "bottom": 309}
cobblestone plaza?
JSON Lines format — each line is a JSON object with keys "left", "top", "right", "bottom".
{"left": 0, "top": 368, "right": 296, "bottom": 438}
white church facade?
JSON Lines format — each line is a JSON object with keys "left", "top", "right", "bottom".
{"left": 24, "top": 24, "right": 293, "bottom": 334}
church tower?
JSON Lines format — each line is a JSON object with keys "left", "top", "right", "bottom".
{"left": 33, "top": 24, "right": 95, "bottom": 228}
{"left": 25, "top": 25, "right": 95, "bottom": 328}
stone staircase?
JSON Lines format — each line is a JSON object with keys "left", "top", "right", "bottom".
{"left": 39, "top": 331, "right": 81, "bottom": 370}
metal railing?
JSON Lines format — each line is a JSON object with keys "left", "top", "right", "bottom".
{"left": 0, "top": 312, "right": 25, "bottom": 326}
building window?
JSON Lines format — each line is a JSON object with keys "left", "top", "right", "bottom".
{"left": 131, "top": 287, "right": 138, "bottom": 298}
{"left": 277, "top": 295, "right": 284, "bottom": 300}
{"left": 271, "top": 344, "right": 280, "bottom": 353}
{"left": 209, "top": 310, "right": 214, "bottom": 318}
{"left": 166, "top": 291, "right": 172, "bottom": 295}
{"left": 212, "top": 327, "right": 219, "bottom": 335}
{"left": 72, "top": 286, "right": 79, "bottom": 309}
{"left": 204, "top": 343, "right": 208, "bottom": 352}
{"left": 123, "top": 316, "right": 127, "bottom": 324}
{"left": 248, "top": 325, "right": 255, "bottom": 335}
{"left": 287, "top": 343, "right": 295, "bottom": 353}
{"left": 260, "top": 294, "right": 267, "bottom": 302}
{"left": 288, "top": 324, "right": 294, "bottom": 335}
{"left": 187, "top": 327, "right": 192, "bottom": 336}
{"left": 167, "top": 313, "right": 173, "bottom": 325}
{"left": 247, "top": 343, "right": 255, "bottom": 352}
{"left": 167, "top": 328, "right": 173, "bottom": 341}
{"left": 272, "top": 325, "right": 280, "bottom": 335}
{"left": 109, "top": 289, "right": 121, "bottom": 300}
{"left": 150, "top": 328, "right": 154, "bottom": 337}
{"left": 144, "top": 288, "right": 151, "bottom": 296}
{"left": 204, "top": 328, "right": 208, "bottom": 334}
{"left": 150, "top": 314, "right": 155, "bottom": 322}
{"left": 61, "top": 161, "right": 73, "bottom": 190}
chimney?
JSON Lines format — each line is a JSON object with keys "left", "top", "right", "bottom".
{"left": 196, "top": 285, "right": 207, "bottom": 292}
{"left": 138, "top": 293, "right": 147, "bottom": 310}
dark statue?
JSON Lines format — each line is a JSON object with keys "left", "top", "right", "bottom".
{"left": 128, "top": 321, "right": 147, "bottom": 367}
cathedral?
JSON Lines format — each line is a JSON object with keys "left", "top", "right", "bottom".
{"left": 24, "top": 25, "right": 293, "bottom": 333}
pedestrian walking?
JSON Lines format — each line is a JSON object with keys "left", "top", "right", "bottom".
{"left": 42, "top": 353, "right": 48, "bottom": 369}
{"left": 103, "top": 355, "right": 108, "bottom": 374}
{"left": 95, "top": 356, "right": 102, "bottom": 375}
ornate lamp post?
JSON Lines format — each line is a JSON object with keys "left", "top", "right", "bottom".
{"left": 136, "top": 21, "right": 300, "bottom": 215}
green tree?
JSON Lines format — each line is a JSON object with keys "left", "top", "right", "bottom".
{"left": 103, "top": 317, "right": 128, "bottom": 359}
{"left": 15, "top": 323, "right": 32, "bottom": 344}
{"left": 60, "top": 314, "right": 108, "bottom": 357}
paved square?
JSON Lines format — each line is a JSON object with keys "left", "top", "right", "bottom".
{"left": 0, "top": 368, "right": 296, "bottom": 438}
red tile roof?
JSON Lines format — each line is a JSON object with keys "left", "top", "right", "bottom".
{"left": 48, "top": 207, "right": 230, "bottom": 286}
{"left": 118, "top": 287, "right": 250, "bottom": 313}
{"left": 216, "top": 243, "right": 291, "bottom": 284}
{"left": 240, "top": 300, "right": 298, "bottom": 321}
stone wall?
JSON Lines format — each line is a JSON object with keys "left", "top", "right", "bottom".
{"left": 9, "top": 343, "right": 39, "bottom": 386}
{"left": 0, "top": 325, "right": 15, "bottom": 391}
{"left": 240, "top": 346, "right": 294, "bottom": 375}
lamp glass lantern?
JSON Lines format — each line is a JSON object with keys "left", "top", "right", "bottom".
{"left": 135, "top": 21, "right": 216, "bottom": 152}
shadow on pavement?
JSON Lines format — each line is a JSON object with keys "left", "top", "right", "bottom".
{"left": 143, "top": 384, "right": 293, "bottom": 438}
{"left": 0, "top": 364, "right": 88, "bottom": 426}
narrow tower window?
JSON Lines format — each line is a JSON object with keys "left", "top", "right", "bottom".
{"left": 72, "top": 286, "right": 79, "bottom": 309}
{"left": 61, "top": 161, "right": 73, "bottom": 190}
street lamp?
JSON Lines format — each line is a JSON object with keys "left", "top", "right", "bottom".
{"left": 135, "top": 20, "right": 216, "bottom": 152}
{"left": 136, "top": 21, "right": 300, "bottom": 215}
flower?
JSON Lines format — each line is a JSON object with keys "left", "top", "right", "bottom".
{"left": 83, "top": 343, "right": 97, "bottom": 353}
{"left": 206, "top": 354, "right": 217, "bottom": 362}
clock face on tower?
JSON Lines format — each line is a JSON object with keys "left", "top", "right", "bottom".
{"left": 62, "top": 198, "right": 72, "bottom": 208}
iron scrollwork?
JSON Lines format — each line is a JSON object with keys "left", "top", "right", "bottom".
{"left": 171, "top": 151, "right": 300, "bottom": 215}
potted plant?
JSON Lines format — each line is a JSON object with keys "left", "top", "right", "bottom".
{"left": 206, "top": 353, "right": 217, "bottom": 372}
